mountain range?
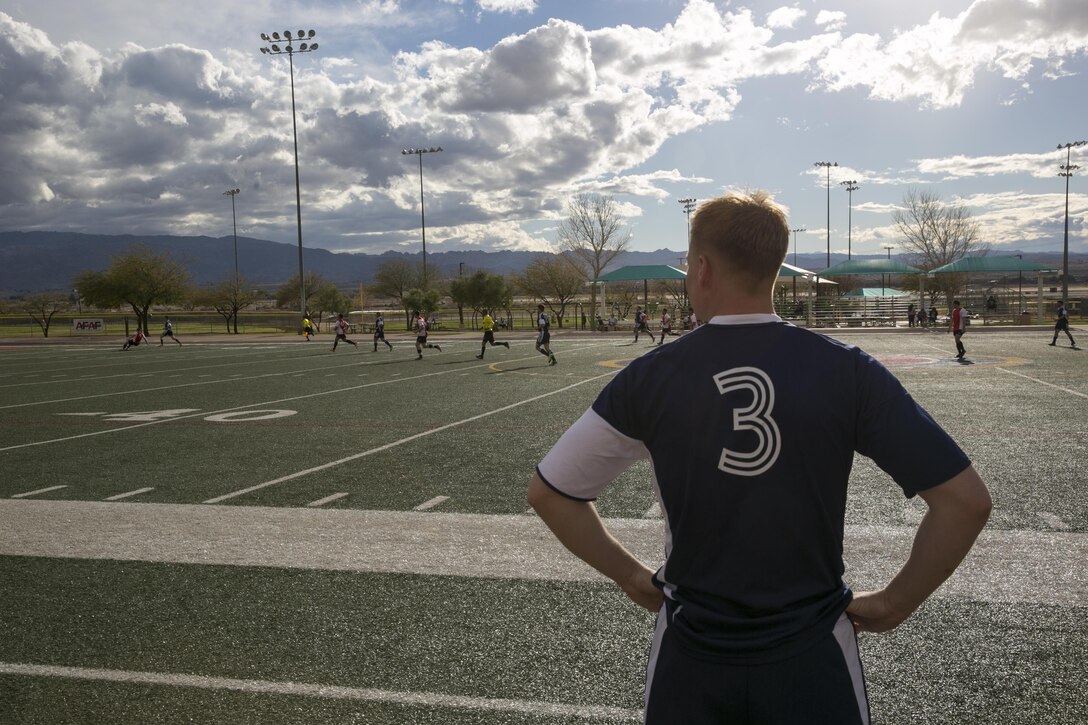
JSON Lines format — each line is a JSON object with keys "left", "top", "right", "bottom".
{"left": 0, "top": 231, "right": 1081, "bottom": 295}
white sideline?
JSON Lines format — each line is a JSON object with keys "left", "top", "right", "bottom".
{"left": 0, "top": 662, "right": 642, "bottom": 721}
{"left": 0, "top": 500, "right": 1085, "bottom": 607}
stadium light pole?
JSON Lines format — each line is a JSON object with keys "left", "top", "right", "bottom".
{"left": 1058, "top": 140, "right": 1086, "bottom": 303}
{"left": 402, "top": 146, "right": 443, "bottom": 287}
{"left": 841, "top": 180, "right": 859, "bottom": 260}
{"left": 882, "top": 244, "right": 894, "bottom": 296}
{"left": 223, "top": 188, "right": 241, "bottom": 287}
{"left": 259, "top": 28, "right": 318, "bottom": 332}
{"left": 814, "top": 161, "right": 838, "bottom": 268}
{"left": 679, "top": 198, "right": 697, "bottom": 310}
{"left": 790, "top": 227, "right": 806, "bottom": 302}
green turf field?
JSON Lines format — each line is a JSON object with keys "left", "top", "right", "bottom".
{"left": 1, "top": 328, "right": 1085, "bottom": 723}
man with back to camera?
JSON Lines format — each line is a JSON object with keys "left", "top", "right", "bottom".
{"left": 528, "top": 191, "right": 992, "bottom": 724}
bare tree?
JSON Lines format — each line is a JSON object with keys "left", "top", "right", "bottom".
{"left": 514, "top": 255, "right": 586, "bottom": 327}
{"left": 893, "top": 188, "right": 986, "bottom": 306}
{"left": 557, "top": 193, "right": 630, "bottom": 316}
{"left": 22, "top": 293, "right": 67, "bottom": 337}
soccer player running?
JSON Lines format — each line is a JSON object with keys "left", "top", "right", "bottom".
{"left": 949, "top": 300, "right": 967, "bottom": 359}
{"left": 159, "top": 317, "right": 181, "bottom": 346}
{"left": 330, "top": 313, "right": 358, "bottom": 352}
{"left": 533, "top": 304, "right": 557, "bottom": 365}
{"left": 632, "top": 306, "right": 656, "bottom": 344}
{"left": 528, "top": 191, "right": 991, "bottom": 725}
{"left": 413, "top": 310, "right": 441, "bottom": 360}
{"left": 476, "top": 308, "right": 510, "bottom": 359}
{"left": 1049, "top": 300, "right": 1078, "bottom": 348}
{"left": 657, "top": 308, "right": 678, "bottom": 345}
{"left": 373, "top": 312, "right": 393, "bottom": 351}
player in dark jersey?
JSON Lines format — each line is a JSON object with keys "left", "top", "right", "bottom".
{"left": 528, "top": 191, "right": 991, "bottom": 725}
{"left": 632, "top": 306, "right": 656, "bottom": 344}
{"left": 1049, "top": 300, "right": 1077, "bottom": 348}
{"left": 534, "top": 304, "right": 556, "bottom": 365}
{"left": 159, "top": 317, "right": 181, "bottom": 346}
{"left": 373, "top": 312, "right": 393, "bottom": 351}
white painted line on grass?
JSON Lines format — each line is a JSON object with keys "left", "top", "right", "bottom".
{"left": 414, "top": 495, "right": 449, "bottom": 511}
{"left": 2, "top": 500, "right": 1085, "bottom": 607}
{"left": 996, "top": 367, "right": 1088, "bottom": 400}
{"left": 1037, "top": 511, "right": 1070, "bottom": 530}
{"left": 203, "top": 367, "right": 622, "bottom": 504}
{"left": 0, "top": 662, "right": 642, "bottom": 721}
{"left": 643, "top": 502, "right": 661, "bottom": 519}
{"left": 11, "top": 485, "right": 67, "bottom": 498}
{"left": 306, "top": 492, "right": 350, "bottom": 508}
{"left": 0, "top": 342, "right": 622, "bottom": 453}
{"left": 104, "top": 487, "right": 155, "bottom": 502}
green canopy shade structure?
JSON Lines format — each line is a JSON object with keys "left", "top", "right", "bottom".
{"left": 927, "top": 257, "right": 1054, "bottom": 274}
{"left": 820, "top": 258, "right": 924, "bottom": 276}
{"left": 778, "top": 262, "right": 837, "bottom": 285}
{"left": 592, "top": 265, "right": 687, "bottom": 319}
{"left": 844, "top": 287, "right": 911, "bottom": 298}
{"left": 593, "top": 264, "right": 687, "bottom": 282}
{"left": 929, "top": 256, "right": 1056, "bottom": 324}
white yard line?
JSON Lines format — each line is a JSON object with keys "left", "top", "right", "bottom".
{"left": 103, "top": 487, "right": 155, "bottom": 502}
{"left": 0, "top": 343, "right": 618, "bottom": 453}
{"left": 996, "top": 367, "right": 1088, "bottom": 400}
{"left": 1, "top": 500, "right": 1084, "bottom": 607}
{"left": 10, "top": 485, "right": 67, "bottom": 498}
{"left": 0, "top": 662, "right": 642, "bottom": 721}
{"left": 306, "top": 492, "right": 350, "bottom": 508}
{"left": 414, "top": 495, "right": 449, "bottom": 511}
{"left": 203, "top": 368, "right": 620, "bottom": 503}
{"left": 642, "top": 502, "right": 661, "bottom": 519}
{"left": 1037, "top": 511, "right": 1070, "bottom": 530}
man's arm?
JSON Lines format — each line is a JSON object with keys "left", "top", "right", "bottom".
{"left": 528, "top": 473, "right": 662, "bottom": 612}
{"left": 847, "top": 465, "right": 991, "bottom": 632}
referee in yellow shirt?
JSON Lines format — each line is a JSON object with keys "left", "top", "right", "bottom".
{"left": 476, "top": 309, "right": 510, "bottom": 359}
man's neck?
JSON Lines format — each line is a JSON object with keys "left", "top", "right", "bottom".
{"left": 699, "top": 295, "right": 775, "bottom": 318}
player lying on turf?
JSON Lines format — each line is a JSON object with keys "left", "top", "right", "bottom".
{"left": 121, "top": 329, "right": 147, "bottom": 350}
{"left": 528, "top": 191, "right": 992, "bottom": 725}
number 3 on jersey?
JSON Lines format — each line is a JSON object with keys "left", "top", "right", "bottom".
{"left": 713, "top": 367, "right": 781, "bottom": 477}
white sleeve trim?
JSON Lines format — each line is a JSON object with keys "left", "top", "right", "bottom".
{"left": 537, "top": 408, "right": 650, "bottom": 501}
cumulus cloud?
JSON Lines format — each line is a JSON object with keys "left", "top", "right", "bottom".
{"left": 1, "top": 1, "right": 1087, "bottom": 256}
{"left": 767, "top": 7, "right": 806, "bottom": 29}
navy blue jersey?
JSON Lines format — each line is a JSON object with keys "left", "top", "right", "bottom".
{"left": 537, "top": 312, "right": 549, "bottom": 331}
{"left": 537, "top": 314, "right": 970, "bottom": 663}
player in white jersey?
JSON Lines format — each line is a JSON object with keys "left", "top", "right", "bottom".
{"left": 657, "top": 308, "right": 678, "bottom": 345}
{"left": 534, "top": 304, "right": 556, "bottom": 365}
{"left": 159, "top": 317, "right": 181, "bottom": 346}
{"left": 330, "top": 314, "right": 358, "bottom": 351}
{"left": 528, "top": 191, "right": 991, "bottom": 724}
{"left": 414, "top": 311, "right": 442, "bottom": 359}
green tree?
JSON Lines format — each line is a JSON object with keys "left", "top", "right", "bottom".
{"left": 402, "top": 288, "right": 442, "bottom": 329}
{"left": 22, "top": 293, "right": 67, "bottom": 338}
{"left": 310, "top": 282, "right": 352, "bottom": 330}
{"left": 514, "top": 255, "right": 586, "bottom": 327}
{"left": 451, "top": 271, "right": 514, "bottom": 327}
{"left": 558, "top": 193, "right": 630, "bottom": 317}
{"left": 190, "top": 278, "right": 256, "bottom": 333}
{"left": 73, "top": 246, "right": 190, "bottom": 334}
{"left": 274, "top": 272, "right": 325, "bottom": 316}
{"left": 371, "top": 259, "right": 425, "bottom": 328}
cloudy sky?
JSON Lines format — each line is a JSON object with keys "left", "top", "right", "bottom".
{"left": 1, "top": 0, "right": 1086, "bottom": 261}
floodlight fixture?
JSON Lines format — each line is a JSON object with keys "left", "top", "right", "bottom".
{"left": 841, "top": 180, "right": 859, "bottom": 260}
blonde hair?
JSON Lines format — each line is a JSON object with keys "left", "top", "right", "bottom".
{"left": 689, "top": 191, "right": 789, "bottom": 291}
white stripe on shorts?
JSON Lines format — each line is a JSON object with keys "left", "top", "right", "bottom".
{"left": 832, "top": 612, "right": 871, "bottom": 725}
